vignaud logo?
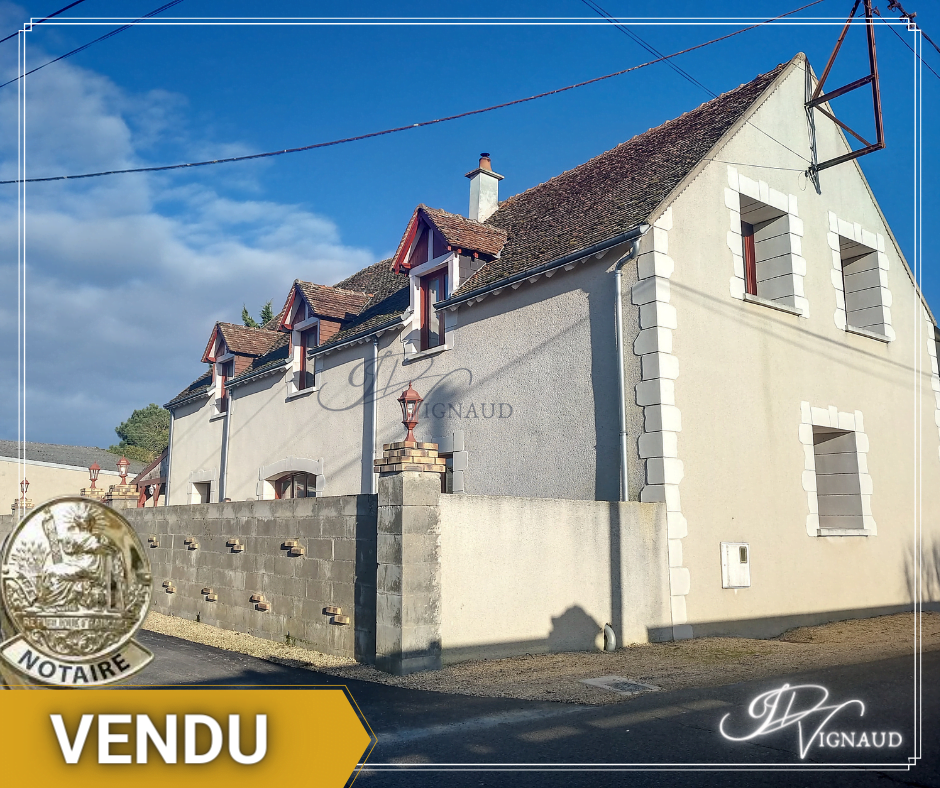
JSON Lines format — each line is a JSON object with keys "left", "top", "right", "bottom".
{"left": 0, "top": 497, "right": 153, "bottom": 687}
{"left": 719, "top": 683, "right": 903, "bottom": 759}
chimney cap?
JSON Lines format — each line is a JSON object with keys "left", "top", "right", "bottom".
{"left": 465, "top": 153, "right": 503, "bottom": 182}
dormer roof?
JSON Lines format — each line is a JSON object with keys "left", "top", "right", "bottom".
{"left": 276, "top": 280, "right": 372, "bottom": 331}
{"left": 200, "top": 321, "right": 283, "bottom": 363}
{"left": 391, "top": 205, "right": 507, "bottom": 273}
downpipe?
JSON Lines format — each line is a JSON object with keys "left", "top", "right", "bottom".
{"left": 613, "top": 227, "right": 649, "bottom": 502}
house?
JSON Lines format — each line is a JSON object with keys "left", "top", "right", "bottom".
{"left": 0, "top": 441, "right": 145, "bottom": 510}
{"left": 164, "top": 53, "right": 940, "bottom": 641}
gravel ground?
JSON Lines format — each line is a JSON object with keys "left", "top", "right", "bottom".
{"left": 143, "top": 611, "right": 940, "bottom": 705}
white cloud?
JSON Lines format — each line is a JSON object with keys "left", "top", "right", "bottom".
{"left": 0, "top": 41, "right": 376, "bottom": 448}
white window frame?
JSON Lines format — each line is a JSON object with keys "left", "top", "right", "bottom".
{"left": 724, "top": 167, "right": 807, "bottom": 317}
{"left": 798, "top": 401, "right": 876, "bottom": 537}
{"left": 210, "top": 334, "right": 234, "bottom": 420}
{"left": 286, "top": 297, "right": 322, "bottom": 399}
{"left": 826, "top": 212, "right": 894, "bottom": 341}
{"left": 404, "top": 251, "right": 458, "bottom": 360}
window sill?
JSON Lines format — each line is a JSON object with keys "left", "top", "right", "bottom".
{"left": 209, "top": 411, "right": 227, "bottom": 422}
{"left": 845, "top": 325, "right": 890, "bottom": 343}
{"left": 816, "top": 528, "right": 874, "bottom": 537}
{"left": 286, "top": 387, "right": 317, "bottom": 402}
{"left": 743, "top": 293, "right": 804, "bottom": 317}
{"left": 404, "top": 344, "right": 450, "bottom": 364}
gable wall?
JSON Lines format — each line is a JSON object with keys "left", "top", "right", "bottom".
{"left": 167, "top": 394, "right": 225, "bottom": 505}
{"left": 656, "top": 61, "right": 940, "bottom": 637}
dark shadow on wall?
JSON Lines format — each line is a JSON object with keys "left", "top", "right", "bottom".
{"left": 547, "top": 605, "right": 603, "bottom": 653}
{"left": 585, "top": 267, "right": 622, "bottom": 504}
{"left": 903, "top": 536, "right": 940, "bottom": 605}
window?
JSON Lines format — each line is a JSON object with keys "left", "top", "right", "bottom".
{"left": 741, "top": 221, "right": 757, "bottom": 296}
{"left": 274, "top": 472, "right": 316, "bottom": 499}
{"left": 813, "top": 427, "right": 865, "bottom": 531}
{"left": 838, "top": 236, "right": 889, "bottom": 335}
{"left": 738, "top": 195, "right": 802, "bottom": 308}
{"left": 287, "top": 296, "right": 320, "bottom": 396}
{"left": 420, "top": 269, "right": 447, "bottom": 350}
{"left": 193, "top": 482, "right": 210, "bottom": 504}
{"left": 298, "top": 326, "right": 318, "bottom": 390}
{"left": 217, "top": 359, "right": 234, "bottom": 413}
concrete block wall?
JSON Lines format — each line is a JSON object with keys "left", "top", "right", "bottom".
{"left": 122, "top": 496, "right": 378, "bottom": 661}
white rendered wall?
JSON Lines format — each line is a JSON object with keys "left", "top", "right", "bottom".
{"left": 657, "top": 59, "right": 940, "bottom": 637}
{"left": 438, "top": 494, "right": 670, "bottom": 660}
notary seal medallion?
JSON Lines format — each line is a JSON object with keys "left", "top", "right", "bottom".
{"left": 0, "top": 497, "right": 153, "bottom": 687}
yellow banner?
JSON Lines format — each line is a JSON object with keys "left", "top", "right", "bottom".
{"left": 0, "top": 687, "right": 374, "bottom": 787}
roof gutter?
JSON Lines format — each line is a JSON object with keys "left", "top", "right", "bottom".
{"left": 435, "top": 223, "right": 650, "bottom": 310}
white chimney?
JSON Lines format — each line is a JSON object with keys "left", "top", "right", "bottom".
{"left": 465, "top": 153, "right": 503, "bottom": 223}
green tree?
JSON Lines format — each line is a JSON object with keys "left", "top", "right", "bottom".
{"left": 242, "top": 300, "right": 274, "bottom": 328}
{"left": 260, "top": 299, "right": 274, "bottom": 325}
{"left": 109, "top": 404, "right": 170, "bottom": 464}
{"left": 241, "top": 304, "right": 259, "bottom": 328}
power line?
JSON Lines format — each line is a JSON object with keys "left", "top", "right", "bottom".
{"left": 578, "top": 0, "right": 714, "bottom": 96}
{"left": 580, "top": 0, "right": 813, "bottom": 165}
{"left": 0, "top": 0, "right": 825, "bottom": 186}
{"left": 0, "top": 0, "right": 90, "bottom": 45}
{"left": 0, "top": 0, "right": 186, "bottom": 90}
{"left": 876, "top": 8, "right": 940, "bottom": 81}
{"left": 887, "top": 1, "right": 940, "bottom": 58}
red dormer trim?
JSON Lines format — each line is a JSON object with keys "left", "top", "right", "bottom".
{"left": 392, "top": 209, "right": 422, "bottom": 274}
{"left": 278, "top": 286, "right": 300, "bottom": 332}
{"left": 201, "top": 324, "right": 221, "bottom": 363}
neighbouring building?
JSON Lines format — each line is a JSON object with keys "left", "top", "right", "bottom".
{"left": 0, "top": 441, "right": 145, "bottom": 511}
{"left": 163, "top": 53, "right": 940, "bottom": 645}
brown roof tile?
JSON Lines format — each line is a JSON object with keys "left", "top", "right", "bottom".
{"left": 217, "top": 322, "right": 283, "bottom": 356}
{"left": 453, "top": 58, "right": 792, "bottom": 296}
{"left": 391, "top": 206, "right": 507, "bottom": 272}
{"left": 420, "top": 205, "right": 507, "bottom": 257}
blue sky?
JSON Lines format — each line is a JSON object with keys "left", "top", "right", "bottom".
{"left": 0, "top": 0, "right": 937, "bottom": 449}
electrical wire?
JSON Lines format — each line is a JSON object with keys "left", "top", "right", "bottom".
{"left": 580, "top": 0, "right": 813, "bottom": 166}
{"left": 0, "top": 0, "right": 90, "bottom": 45}
{"left": 875, "top": 9, "right": 940, "bottom": 81}
{"left": 578, "top": 0, "right": 714, "bottom": 95}
{"left": 0, "top": 0, "right": 186, "bottom": 90}
{"left": 887, "top": 0, "right": 940, "bottom": 58}
{"left": 0, "top": 0, "right": 825, "bottom": 185}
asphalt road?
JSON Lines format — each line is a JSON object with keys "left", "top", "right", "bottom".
{"left": 134, "top": 630, "right": 939, "bottom": 787}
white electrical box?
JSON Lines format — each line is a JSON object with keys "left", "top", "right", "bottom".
{"left": 721, "top": 542, "right": 751, "bottom": 588}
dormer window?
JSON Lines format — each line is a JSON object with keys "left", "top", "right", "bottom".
{"left": 391, "top": 205, "right": 507, "bottom": 360}
{"left": 286, "top": 295, "right": 320, "bottom": 397}
{"left": 217, "top": 358, "right": 234, "bottom": 413}
{"left": 420, "top": 269, "right": 447, "bottom": 350}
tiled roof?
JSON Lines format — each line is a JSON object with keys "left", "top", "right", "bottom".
{"left": 227, "top": 333, "right": 290, "bottom": 386}
{"left": 419, "top": 205, "right": 507, "bottom": 257}
{"left": 391, "top": 205, "right": 507, "bottom": 273}
{"left": 0, "top": 441, "right": 146, "bottom": 472}
{"left": 295, "top": 281, "right": 371, "bottom": 321}
{"left": 165, "top": 369, "right": 212, "bottom": 408}
{"left": 453, "top": 58, "right": 792, "bottom": 296}
{"left": 313, "top": 259, "right": 411, "bottom": 352}
{"left": 201, "top": 321, "right": 282, "bottom": 363}
{"left": 335, "top": 258, "right": 405, "bottom": 296}
{"left": 218, "top": 322, "right": 284, "bottom": 355}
